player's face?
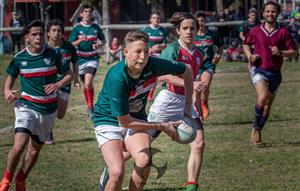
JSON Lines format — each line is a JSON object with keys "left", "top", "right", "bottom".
{"left": 176, "top": 19, "right": 196, "bottom": 45}
{"left": 197, "top": 17, "right": 205, "bottom": 29}
{"left": 263, "top": 5, "right": 278, "bottom": 24}
{"left": 124, "top": 40, "right": 149, "bottom": 73}
{"left": 48, "top": 25, "right": 63, "bottom": 42}
{"left": 150, "top": 14, "right": 160, "bottom": 26}
{"left": 25, "top": 27, "right": 45, "bottom": 51}
{"left": 81, "top": 8, "right": 93, "bottom": 22}
{"left": 248, "top": 12, "right": 257, "bottom": 22}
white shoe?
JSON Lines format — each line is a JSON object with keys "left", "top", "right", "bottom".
{"left": 99, "top": 166, "right": 109, "bottom": 191}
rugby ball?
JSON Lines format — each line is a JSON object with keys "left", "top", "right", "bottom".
{"left": 176, "top": 117, "right": 196, "bottom": 144}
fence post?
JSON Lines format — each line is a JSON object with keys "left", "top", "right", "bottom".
{"left": 0, "top": 0, "right": 4, "bottom": 55}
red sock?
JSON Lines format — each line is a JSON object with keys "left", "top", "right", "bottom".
{"left": 15, "top": 169, "right": 26, "bottom": 181}
{"left": 3, "top": 169, "right": 13, "bottom": 182}
{"left": 84, "top": 87, "right": 94, "bottom": 108}
{"left": 186, "top": 181, "right": 199, "bottom": 186}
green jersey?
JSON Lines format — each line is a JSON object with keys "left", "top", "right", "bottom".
{"left": 6, "top": 46, "right": 70, "bottom": 114}
{"left": 54, "top": 41, "right": 79, "bottom": 93}
{"left": 68, "top": 22, "right": 105, "bottom": 65}
{"left": 93, "top": 56, "right": 186, "bottom": 127}
{"left": 141, "top": 25, "right": 168, "bottom": 48}
{"left": 194, "top": 29, "right": 223, "bottom": 62}
{"left": 239, "top": 19, "right": 261, "bottom": 37}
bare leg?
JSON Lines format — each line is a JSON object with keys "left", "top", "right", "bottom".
{"left": 125, "top": 131, "right": 151, "bottom": 191}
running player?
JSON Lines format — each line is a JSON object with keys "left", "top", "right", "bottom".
{"left": 239, "top": 8, "right": 261, "bottom": 42}
{"left": 147, "top": 12, "right": 206, "bottom": 191}
{"left": 68, "top": 4, "right": 106, "bottom": 119}
{"left": 0, "top": 20, "right": 73, "bottom": 191}
{"left": 45, "top": 19, "right": 80, "bottom": 144}
{"left": 141, "top": 11, "right": 168, "bottom": 101}
{"left": 94, "top": 30, "right": 194, "bottom": 191}
{"left": 243, "top": 1, "right": 297, "bottom": 145}
{"left": 194, "top": 11, "right": 224, "bottom": 120}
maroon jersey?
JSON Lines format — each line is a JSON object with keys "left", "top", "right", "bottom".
{"left": 244, "top": 23, "right": 295, "bottom": 72}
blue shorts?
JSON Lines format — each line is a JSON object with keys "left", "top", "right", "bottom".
{"left": 198, "top": 60, "right": 216, "bottom": 75}
{"left": 250, "top": 66, "right": 282, "bottom": 93}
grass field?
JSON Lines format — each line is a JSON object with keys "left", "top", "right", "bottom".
{"left": 0, "top": 55, "right": 300, "bottom": 191}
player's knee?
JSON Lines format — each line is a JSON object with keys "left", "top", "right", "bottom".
{"left": 135, "top": 154, "right": 152, "bottom": 168}
{"left": 10, "top": 144, "right": 26, "bottom": 156}
{"left": 109, "top": 167, "right": 125, "bottom": 182}
{"left": 27, "top": 147, "right": 40, "bottom": 157}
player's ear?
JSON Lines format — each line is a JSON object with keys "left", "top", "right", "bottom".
{"left": 123, "top": 47, "right": 128, "bottom": 56}
{"left": 176, "top": 27, "right": 180, "bottom": 35}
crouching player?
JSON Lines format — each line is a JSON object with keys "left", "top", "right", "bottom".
{"left": 93, "top": 30, "right": 194, "bottom": 191}
{"left": 0, "top": 20, "right": 73, "bottom": 191}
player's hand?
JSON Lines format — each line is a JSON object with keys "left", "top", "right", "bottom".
{"left": 44, "top": 83, "right": 59, "bottom": 95}
{"left": 4, "top": 89, "right": 18, "bottom": 103}
{"left": 79, "top": 35, "right": 87, "bottom": 42}
{"left": 269, "top": 46, "right": 281, "bottom": 56}
{"left": 160, "top": 121, "right": 181, "bottom": 141}
{"left": 92, "top": 43, "right": 99, "bottom": 50}
{"left": 249, "top": 54, "right": 260, "bottom": 63}
{"left": 212, "top": 54, "right": 222, "bottom": 65}
{"left": 74, "top": 80, "right": 81, "bottom": 90}
{"left": 193, "top": 81, "right": 206, "bottom": 93}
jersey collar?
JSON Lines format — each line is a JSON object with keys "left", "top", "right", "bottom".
{"left": 26, "top": 45, "right": 45, "bottom": 56}
{"left": 178, "top": 39, "right": 195, "bottom": 55}
{"left": 260, "top": 22, "right": 280, "bottom": 37}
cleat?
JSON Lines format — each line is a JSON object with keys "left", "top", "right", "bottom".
{"left": 99, "top": 166, "right": 109, "bottom": 191}
{"left": 0, "top": 177, "right": 11, "bottom": 191}
{"left": 250, "top": 129, "right": 262, "bottom": 146}
{"left": 201, "top": 101, "right": 210, "bottom": 119}
{"left": 15, "top": 179, "right": 25, "bottom": 191}
{"left": 87, "top": 107, "right": 94, "bottom": 120}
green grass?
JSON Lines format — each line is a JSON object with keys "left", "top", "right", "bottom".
{"left": 0, "top": 57, "right": 300, "bottom": 191}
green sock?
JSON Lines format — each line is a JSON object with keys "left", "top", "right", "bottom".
{"left": 186, "top": 184, "right": 198, "bottom": 191}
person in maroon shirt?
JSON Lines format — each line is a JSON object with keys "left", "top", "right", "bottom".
{"left": 243, "top": 1, "right": 297, "bottom": 146}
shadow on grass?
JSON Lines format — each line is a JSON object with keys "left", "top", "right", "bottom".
{"left": 208, "top": 118, "right": 298, "bottom": 126}
{"left": 251, "top": 141, "right": 300, "bottom": 148}
{"left": 143, "top": 188, "right": 184, "bottom": 191}
{"left": 55, "top": 137, "right": 95, "bottom": 144}
{"left": 0, "top": 137, "right": 96, "bottom": 148}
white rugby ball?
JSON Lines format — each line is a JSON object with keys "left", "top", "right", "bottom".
{"left": 176, "top": 117, "right": 196, "bottom": 144}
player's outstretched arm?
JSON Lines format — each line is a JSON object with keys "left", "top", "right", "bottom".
{"left": 118, "top": 114, "right": 180, "bottom": 140}
{"left": 4, "top": 75, "right": 18, "bottom": 103}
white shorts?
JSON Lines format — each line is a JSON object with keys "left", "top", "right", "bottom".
{"left": 57, "top": 90, "right": 70, "bottom": 101}
{"left": 14, "top": 101, "right": 56, "bottom": 144}
{"left": 94, "top": 125, "right": 147, "bottom": 146}
{"left": 79, "top": 60, "right": 99, "bottom": 75}
{"left": 148, "top": 89, "right": 198, "bottom": 121}
{"left": 250, "top": 66, "right": 267, "bottom": 85}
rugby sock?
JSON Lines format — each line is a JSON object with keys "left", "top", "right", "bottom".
{"left": 3, "top": 170, "right": 13, "bottom": 182}
{"left": 185, "top": 181, "right": 199, "bottom": 191}
{"left": 15, "top": 169, "right": 26, "bottom": 181}
{"left": 84, "top": 87, "right": 94, "bottom": 108}
{"left": 253, "top": 104, "right": 263, "bottom": 129}
{"left": 260, "top": 115, "right": 269, "bottom": 130}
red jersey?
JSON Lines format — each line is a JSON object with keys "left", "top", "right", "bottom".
{"left": 244, "top": 22, "right": 296, "bottom": 72}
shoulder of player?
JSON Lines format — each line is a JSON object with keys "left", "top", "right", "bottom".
{"left": 106, "top": 61, "right": 127, "bottom": 80}
{"left": 13, "top": 48, "right": 27, "bottom": 58}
